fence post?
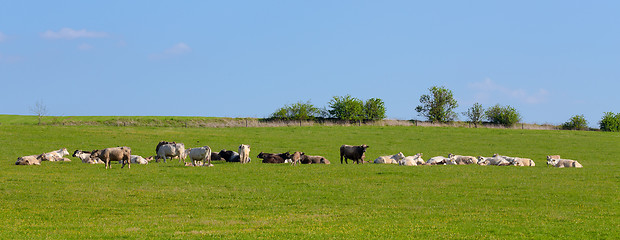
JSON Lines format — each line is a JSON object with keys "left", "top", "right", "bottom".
{"left": 245, "top": 119, "right": 248, "bottom": 128}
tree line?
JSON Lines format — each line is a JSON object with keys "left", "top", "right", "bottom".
{"left": 269, "top": 86, "right": 620, "bottom": 132}
{"left": 270, "top": 95, "right": 385, "bottom": 122}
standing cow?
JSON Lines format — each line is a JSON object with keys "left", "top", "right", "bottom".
{"left": 239, "top": 144, "right": 251, "bottom": 164}
{"left": 340, "top": 144, "right": 369, "bottom": 164}
{"left": 90, "top": 147, "right": 131, "bottom": 169}
{"left": 156, "top": 142, "right": 186, "bottom": 163}
{"left": 186, "top": 146, "right": 213, "bottom": 167}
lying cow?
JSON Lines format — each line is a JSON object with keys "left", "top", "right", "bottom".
{"left": 426, "top": 156, "right": 448, "bottom": 165}
{"left": 477, "top": 156, "right": 511, "bottom": 166}
{"left": 127, "top": 155, "right": 151, "bottom": 164}
{"left": 15, "top": 153, "right": 48, "bottom": 165}
{"left": 493, "top": 154, "right": 535, "bottom": 167}
{"left": 547, "top": 156, "right": 583, "bottom": 168}
{"left": 340, "top": 144, "right": 369, "bottom": 164}
{"left": 300, "top": 154, "right": 331, "bottom": 164}
{"left": 257, "top": 152, "right": 291, "bottom": 164}
{"left": 44, "top": 148, "right": 71, "bottom": 162}
{"left": 185, "top": 146, "right": 213, "bottom": 167}
{"left": 210, "top": 152, "right": 223, "bottom": 161}
{"left": 374, "top": 152, "right": 405, "bottom": 164}
{"left": 239, "top": 144, "right": 251, "bottom": 164}
{"left": 90, "top": 147, "right": 131, "bottom": 169}
{"left": 399, "top": 153, "right": 424, "bottom": 166}
{"left": 219, "top": 149, "right": 239, "bottom": 162}
{"left": 73, "top": 150, "right": 104, "bottom": 164}
{"left": 156, "top": 142, "right": 186, "bottom": 163}
{"left": 448, "top": 153, "right": 478, "bottom": 165}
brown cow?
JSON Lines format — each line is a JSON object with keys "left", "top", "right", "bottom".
{"left": 90, "top": 147, "right": 131, "bottom": 169}
{"left": 257, "top": 152, "right": 291, "bottom": 164}
{"left": 300, "top": 154, "right": 330, "bottom": 164}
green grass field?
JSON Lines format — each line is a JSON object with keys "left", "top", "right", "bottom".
{"left": 1, "top": 117, "right": 618, "bottom": 239}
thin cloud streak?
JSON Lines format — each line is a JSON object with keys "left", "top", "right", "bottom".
{"left": 41, "top": 28, "right": 108, "bottom": 40}
{"left": 469, "top": 78, "right": 549, "bottom": 104}
{"left": 149, "top": 42, "right": 191, "bottom": 60}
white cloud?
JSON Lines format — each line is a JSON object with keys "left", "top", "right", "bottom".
{"left": 469, "top": 78, "right": 549, "bottom": 104}
{"left": 77, "top": 43, "right": 93, "bottom": 51}
{"left": 41, "top": 28, "right": 108, "bottom": 40}
{"left": 149, "top": 42, "right": 191, "bottom": 60}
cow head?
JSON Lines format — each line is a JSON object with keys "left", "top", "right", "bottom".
{"left": 361, "top": 145, "right": 369, "bottom": 152}
{"left": 72, "top": 150, "right": 81, "bottom": 157}
{"left": 546, "top": 157, "right": 558, "bottom": 166}
{"left": 280, "top": 152, "right": 291, "bottom": 159}
{"left": 395, "top": 152, "right": 405, "bottom": 160}
{"left": 90, "top": 150, "right": 101, "bottom": 159}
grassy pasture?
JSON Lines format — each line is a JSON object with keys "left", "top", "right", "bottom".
{"left": 0, "top": 121, "right": 618, "bottom": 239}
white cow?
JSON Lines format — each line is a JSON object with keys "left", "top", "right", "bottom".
{"left": 448, "top": 153, "right": 478, "bottom": 165}
{"left": 186, "top": 146, "right": 213, "bottom": 167}
{"left": 72, "top": 150, "right": 103, "bottom": 164}
{"left": 44, "top": 148, "right": 71, "bottom": 162}
{"left": 427, "top": 156, "right": 448, "bottom": 165}
{"left": 493, "top": 154, "right": 535, "bottom": 167}
{"left": 477, "top": 156, "right": 511, "bottom": 166}
{"left": 126, "top": 155, "right": 150, "bottom": 164}
{"left": 510, "top": 158, "right": 535, "bottom": 166}
{"left": 239, "top": 144, "right": 251, "bottom": 164}
{"left": 374, "top": 152, "right": 405, "bottom": 164}
{"left": 547, "top": 156, "right": 582, "bottom": 168}
{"left": 399, "top": 153, "right": 424, "bottom": 166}
{"left": 156, "top": 143, "right": 186, "bottom": 163}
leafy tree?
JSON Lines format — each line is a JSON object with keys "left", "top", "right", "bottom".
{"left": 270, "top": 100, "right": 321, "bottom": 120}
{"left": 485, "top": 104, "right": 521, "bottom": 127}
{"left": 415, "top": 86, "right": 458, "bottom": 123}
{"left": 599, "top": 112, "right": 620, "bottom": 132}
{"left": 328, "top": 95, "right": 364, "bottom": 122}
{"left": 561, "top": 115, "right": 589, "bottom": 130}
{"left": 363, "top": 98, "right": 386, "bottom": 121}
{"left": 462, "top": 102, "right": 484, "bottom": 127}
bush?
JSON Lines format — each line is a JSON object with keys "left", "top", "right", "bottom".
{"left": 485, "top": 104, "right": 521, "bottom": 127}
{"left": 415, "top": 86, "right": 459, "bottom": 123}
{"left": 462, "top": 103, "right": 484, "bottom": 127}
{"left": 363, "top": 98, "right": 386, "bottom": 121}
{"left": 599, "top": 112, "right": 620, "bottom": 132}
{"left": 561, "top": 115, "right": 589, "bottom": 130}
{"left": 270, "top": 100, "right": 321, "bottom": 121}
{"left": 328, "top": 95, "right": 364, "bottom": 122}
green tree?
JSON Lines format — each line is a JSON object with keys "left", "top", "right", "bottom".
{"left": 415, "top": 86, "right": 458, "bottom": 123}
{"left": 599, "top": 112, "right": 620, "bottom": 132}
{"left": 328, "top": 95, "right": 364, "bottom": 122}
{"left": 270, "top": 100, "right": 321, "bottom": 120}
{"left": 485, "top": 104, "right": 521, "bottom": 127}
{"left": 363, "top": 98, "right": 386, "bottom": 121}
{"left": 561, "top": 114, "right": 589, "bottom": 130}
{"left": 462, "top": 102, "right": 484, "bottom": 127}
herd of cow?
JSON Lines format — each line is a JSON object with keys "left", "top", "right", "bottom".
{"left": 14, "top": 142, "right": 584, "bottom": 168}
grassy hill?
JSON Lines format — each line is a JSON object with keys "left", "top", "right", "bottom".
{"left": 0, "top": 117, "right": 617, "bottom": 239}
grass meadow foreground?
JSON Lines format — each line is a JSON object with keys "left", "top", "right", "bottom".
{"left": 0, "top": 123, "right": 618, "bottom": 239}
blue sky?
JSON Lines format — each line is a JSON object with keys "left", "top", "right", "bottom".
{"left": 1, "top": 1, "right": 618, "bottom": 127}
